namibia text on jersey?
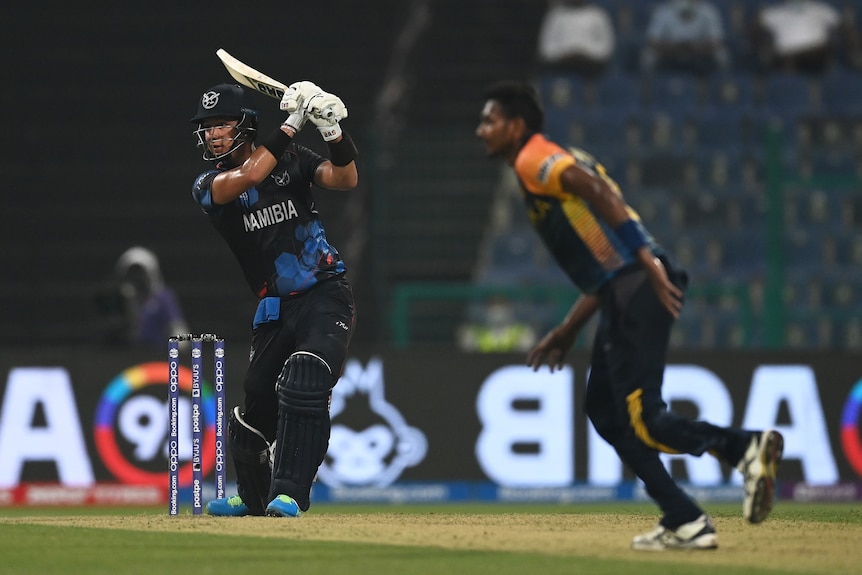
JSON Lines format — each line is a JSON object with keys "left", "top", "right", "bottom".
{"left": 243, "top": 200, "right": 299, "bottom": 232}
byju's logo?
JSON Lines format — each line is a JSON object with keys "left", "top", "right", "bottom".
{"left": 318, "top": 357, "right": 427, "bottom": 486}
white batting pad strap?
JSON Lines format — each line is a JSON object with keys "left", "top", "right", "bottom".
{"left": 232, "top": 406, "right": 269, "bottom": 445}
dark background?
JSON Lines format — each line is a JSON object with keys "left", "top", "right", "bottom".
{"left": 4, "top": 1, "right": 862, "bottom": 352}
{"left": 0, "top": 0, "right": 547, "bottom": 347}
{"left": 0, "top": 0, "right": 406, "bottom": 344}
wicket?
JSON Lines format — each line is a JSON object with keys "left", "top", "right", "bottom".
{"left": 168, "top": 333, "right": 227, "bottom": 515}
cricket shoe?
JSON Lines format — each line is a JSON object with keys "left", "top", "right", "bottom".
{"left": 206, "top": 494, "right": 251, "bottom": 517}
{"left": 631, "top": 514, "right": 718, "bottom": 551}
{"left": 738, "top": 429, "right": 784, "bottom": 523}
{"left": 265, "top": 495, "right": 303, "bottom": 518}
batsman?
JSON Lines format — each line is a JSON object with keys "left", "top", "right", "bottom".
{"left": 189, "top": 79, "right": 358, "bottom": 517}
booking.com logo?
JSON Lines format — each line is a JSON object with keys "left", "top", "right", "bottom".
{"left": 93, "top": 362, "right": 216, "bottom": 487}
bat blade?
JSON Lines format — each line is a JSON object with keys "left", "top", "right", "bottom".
{"left": 216, "top": 48, "right": 287, "bottom": 100}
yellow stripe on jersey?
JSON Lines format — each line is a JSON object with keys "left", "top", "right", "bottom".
{"left": 560, "top": 197, "right": 626, "bottom": 272}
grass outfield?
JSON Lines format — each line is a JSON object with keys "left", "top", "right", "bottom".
{"left": 1, "top": 502, "right": 860, "bottom": 574}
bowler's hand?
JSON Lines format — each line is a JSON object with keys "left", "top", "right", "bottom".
{"left": 526, "top": 326, "right": 576, "bottom": 373}
{"left": 644, "top": 256, "right": 683, "bottom": 318}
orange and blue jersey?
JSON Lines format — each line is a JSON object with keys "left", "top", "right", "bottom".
{"left": 513, "top": 133, "right": 663, "bottom": 294}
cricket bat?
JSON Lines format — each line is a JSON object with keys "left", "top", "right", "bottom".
{"left": 216, "top": 48, "right": 287, "bottom": 100}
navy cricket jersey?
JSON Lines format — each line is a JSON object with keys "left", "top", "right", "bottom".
{"left": 192, "top": 144, "right": 346, "bottom": 298}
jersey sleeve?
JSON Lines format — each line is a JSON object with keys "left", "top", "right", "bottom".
{"left": 513, "top": 136, "right": 576, "bottom": 200}
{"left": 295, "top": 145, "right": 328, "bottom": 185}
{"left": 191, "top": 170, "right": 220, "bottom": 213}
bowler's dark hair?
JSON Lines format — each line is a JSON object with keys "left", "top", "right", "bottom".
{"left": 484, "top": 81, "right": 544, "bottom": 132}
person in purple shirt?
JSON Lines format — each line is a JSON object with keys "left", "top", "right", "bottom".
{"left": 105, "top": 246, "right": 189, "bottom": 348}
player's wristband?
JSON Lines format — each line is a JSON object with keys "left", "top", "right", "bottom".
{"left": 260, "top": 127, "right": 293, "bottom": 159}
{"left": 327, "top": 131, "right": 358, "bottom": 166}
{"left": 615, "top": 219, "right": 648, "bottom": 253}
{"left": 318, "top": 122, "right": 342, "bottom": 142}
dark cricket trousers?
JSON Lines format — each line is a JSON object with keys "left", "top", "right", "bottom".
{"left": 584, "top": 260, "right": 751, "bottom": 528}
{"left": 240, "top": 276, "right": 355, "bottom": 443}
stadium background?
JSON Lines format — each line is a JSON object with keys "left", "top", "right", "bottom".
{"left": 1, "top": 0, "right": 861, "bottom": 502}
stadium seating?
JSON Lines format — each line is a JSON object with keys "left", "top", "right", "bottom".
{"left": 477, "top": 0, "right": 862, "bottom": 348}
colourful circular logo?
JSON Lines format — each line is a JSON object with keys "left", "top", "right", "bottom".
{"left": 841, "top": 377, "right": 862, "bottom": 477}
{"left": 94, "top": 362, "right": 216, "bottom": 486}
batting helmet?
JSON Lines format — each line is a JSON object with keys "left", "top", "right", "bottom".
{"left": 191, "top": 83, "right": 259, "bottom": 160}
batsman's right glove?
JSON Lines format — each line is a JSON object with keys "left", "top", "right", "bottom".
{"left": 280, "top": 81, "right": 322, "bottom": 112}
{"left": 280, "top": 80, "right": 324, "bottom": 132}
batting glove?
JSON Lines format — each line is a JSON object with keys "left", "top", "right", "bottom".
{"left": 304, "top": 92, "right": 348, "bottom": 141}
{"left": 304, "top": 92, "right": 348, "bottom": 124}
{"left": 282, "top": 111, "right": 307, "bottom": 133}
{"left": 279, "top": 81, "right": 322, "bottom": 113}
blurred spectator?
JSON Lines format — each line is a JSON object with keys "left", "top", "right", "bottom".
{"left": 750, "top": 0, "right": 857, "bottom": 74}
{"left": 641, "top": 0, "right": 730, "bottom": 75}
{"left": 95, "top": 246, "right": 188, "bottom": 347}
{"left": 536, "top": 0, "right": 616, "bottom": 77}
{"left": 458, "top": 295, "right": 537, "bottom": 353}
